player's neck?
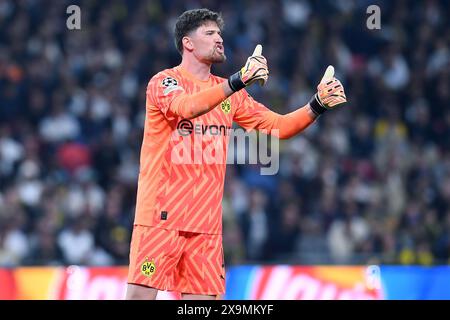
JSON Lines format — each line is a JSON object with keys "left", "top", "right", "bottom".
{"left": 179, "top": 57, "right": 211, "bottom": 81}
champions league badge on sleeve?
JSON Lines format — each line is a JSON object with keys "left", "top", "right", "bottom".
{"left": 162, "top": 77, "right": 184, "bottom": 95}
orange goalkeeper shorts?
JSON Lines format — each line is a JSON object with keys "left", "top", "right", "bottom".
{"left": 127, "top": 225, "right": 225, "bottom": 295}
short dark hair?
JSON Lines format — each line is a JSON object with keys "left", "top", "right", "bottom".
{"left": 174, "top": 8, "right": 224, "bottom": 55}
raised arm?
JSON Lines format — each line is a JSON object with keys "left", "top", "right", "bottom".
{"left": 148, "top": 45, "right": 269, "bottom": 120}
{"left": 233, "top": 65, "right": 347, "bottom": 139}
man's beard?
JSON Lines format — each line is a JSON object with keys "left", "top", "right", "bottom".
{"left": 209, "top": 48, "right": 226, "bottom": 63}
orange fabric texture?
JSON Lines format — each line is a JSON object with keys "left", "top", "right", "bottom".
{"left": 135, "top": 65, "right": 316, "bottom": 234}
{"left": 233, "top": 93, "right": 315, "bottom": 138}
{"left": 127, "top": 225, "right": 225, "bottom": 295}
{"left": 170, "top": 83, "right": 227, "bottom": 119}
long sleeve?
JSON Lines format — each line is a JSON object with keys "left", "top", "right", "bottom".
{"left": 147, "top": 72, "right": 227, "bottom": 120}
{"left": 233, "top": 90, "right": 316, "bottom": 139}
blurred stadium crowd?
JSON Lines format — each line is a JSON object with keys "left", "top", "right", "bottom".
{"left": 0, "top": 0, "right": 449, "bottom": 267}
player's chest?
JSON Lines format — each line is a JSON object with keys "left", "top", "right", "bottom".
{"left": 182, "top": 82, "right": 236, "bottom": 125}
{"left": 192, "top": 101, "right": 233, "bottom": 133}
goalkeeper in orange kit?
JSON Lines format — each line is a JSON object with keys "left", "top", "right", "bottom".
{"left": 126, "top": 8, "right": 346, "bottom": 300}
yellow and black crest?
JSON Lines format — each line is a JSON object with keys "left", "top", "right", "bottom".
{"left": 141, "top": 258, "right": 156, "bottom": 277}
{"left": 221, "top": 99, "right": 231, "bottom": 114}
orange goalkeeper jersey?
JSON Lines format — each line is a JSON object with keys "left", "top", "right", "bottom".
{"left": 134, "top": 65, "right": 313, "bottom": 234}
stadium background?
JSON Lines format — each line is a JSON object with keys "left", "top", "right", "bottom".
{"left": 0, "top": 0, "right": 449, "bottom": 299}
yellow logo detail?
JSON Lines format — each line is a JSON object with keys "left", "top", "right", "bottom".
{"left": 221, "top": 99, "right": 231, "bottom": 114}
{"left": 141, "top": 258, "right": 156, "bottom": 277}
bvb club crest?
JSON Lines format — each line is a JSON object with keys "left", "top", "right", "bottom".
{"left": 141, "top": 258, "right": 156, "bottom": 277}
{"left": 221, "top": 99, "right": 231, "bottom": 114}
